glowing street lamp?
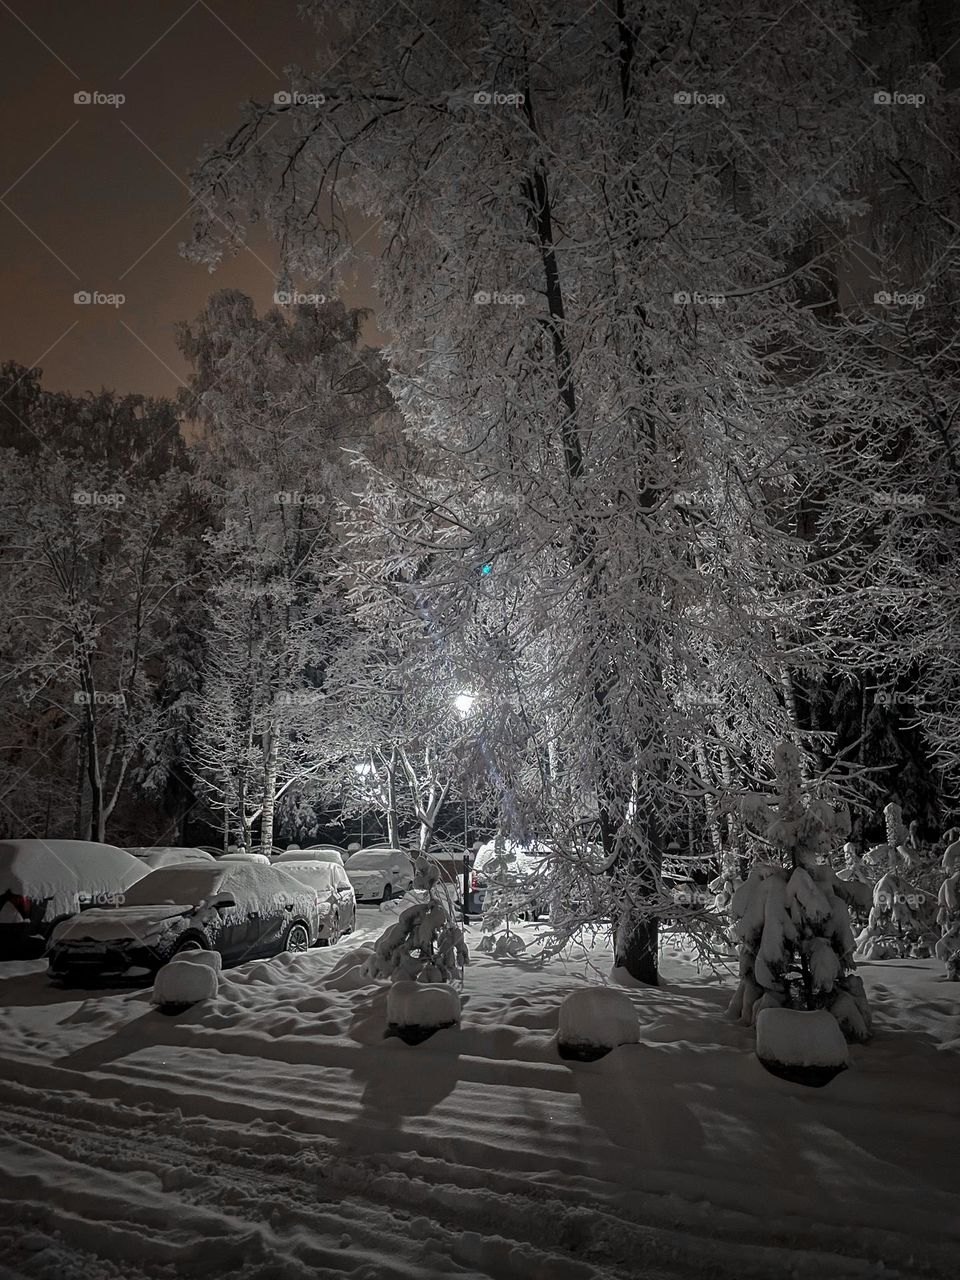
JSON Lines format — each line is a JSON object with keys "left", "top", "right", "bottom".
{"left": 454, "top": 692, "right": 476, "bottom": 716}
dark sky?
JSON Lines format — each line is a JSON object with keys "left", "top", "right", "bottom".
{"left": 0, "top": 0, "right": 383, "bottom": 399}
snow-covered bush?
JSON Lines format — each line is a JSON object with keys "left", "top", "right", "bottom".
{"left": 727, "top": 742, "right": 871, "bottom": 1042}
{"left": 557, "top": 988, "right": 640, "bottom": 1061}
{"left": 477, "top": 834, "right": 529, "bottom": 958}
{"left": 936, "top": 838, "right": 960, "bottom": 979}
{"left": 152, "top": 950, "right": 220, "bottom": 1014}
{"left": 755, "top": 1007, "right": 849, "bottom": 1087}
{"left": 387, "top": 979, "right": 460, "bottom": 1042}
{"left": 366, "top": 855, "right": 468, "bottom": 983}
{"left": 855, "top": 803, "right": 933, "bottom": 960}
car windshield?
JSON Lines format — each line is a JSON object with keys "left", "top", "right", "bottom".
{"left": 346, "top": 851, "right": 401, "bottom": 869}
{"left": 120, "top": 867, "right": 223, "bottom": 906}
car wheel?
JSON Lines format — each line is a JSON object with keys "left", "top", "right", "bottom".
{"left": 284, "top": 921, "right": 311, "bottom": 953}
{"left": 318, "top": 911, "right": 341, "bottom": 947}
{"left": 381, "top": 883, "right": 393, "bottom": 904}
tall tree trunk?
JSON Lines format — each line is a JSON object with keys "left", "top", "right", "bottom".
{"left": 385, "top": 748, "right": 400, "bottom": 848}
{"left": 522, "top": 56, "right": 662, "bottom": 982}
{"left": 72, "top": 727, "right": 85, "bottom": 839}
{"left": 260, "top": 720, "right": 281, "bottom": 851}
{"left": 82, "top": 707, "right": 104, "bottom": 842}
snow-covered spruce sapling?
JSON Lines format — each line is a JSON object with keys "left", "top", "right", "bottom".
{"left": 855, "top": 803, "right": 930, "bottom": 960}
{"left": 477, "top": 834, "right": 529, "bottom": 958}
{"left": 936, "top": 838, "right": 960, "bottom": 979}
{"left": 366, "top": 856, "right": 468, "bottom": 983}
{"left": 728, "top": 742, "right": 871, "bottom": 1042}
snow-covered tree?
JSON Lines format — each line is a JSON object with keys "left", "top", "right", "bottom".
{"left": 854, "top": 802, "right": 934, "bottom": 960}
{"left": 936, "top": 837, "right": 960, "bottom": 979}
{"left": 179, "top": 291, "right": 385, "bottom": 849}
{"left": 187, "top": 0, "right": 940, "bottom": 983}
{"left": 728, "top": 743, "right": 871, "bottom": 1042}
{"left": 0, "top": 441, "right": 196, "bottom": 841}
{"left": 366, "top": 856, "right": 468, "bottom": 983}
{"left": 477, "top": 834, "right": 530, "bottom": 958}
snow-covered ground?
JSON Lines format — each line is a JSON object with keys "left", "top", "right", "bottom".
{"left": 0, "top": 908, "right": 958, "bottom": 1279}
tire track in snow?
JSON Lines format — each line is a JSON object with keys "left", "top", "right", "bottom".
{"left": 0, "top": 1073, "right": 946, "bottom": 1280}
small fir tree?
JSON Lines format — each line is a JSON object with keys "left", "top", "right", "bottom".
{"left": 366, "top": 856, "right": 468, "bottom": 983}
{"left": 936, "top": 837, "right": 960, "bottom": 979}
{"left": 477, "top": 834, "right": 529, "bottom": 958}
{"left": 728, "top": 742, "right": 871, "bottom": 1042}
{"left": 855, "top": 803, "right": 931, "bottom": 959}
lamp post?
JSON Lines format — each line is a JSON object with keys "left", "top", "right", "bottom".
{"left": 454, "top": 692, "right": 477, "bottom": 921}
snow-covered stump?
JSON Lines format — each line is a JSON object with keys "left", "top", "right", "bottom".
{"left": 151, "top": 949, "right": 221, "bottom": 1016}
{"left": 557, "top": 988, "right": 640, "bottom": 1062}
{"left": 386, "top": 979, "right": 461, "bottom": 1044}
{"left": 755, "top": 1007, "right": 849, "bottom": 1088}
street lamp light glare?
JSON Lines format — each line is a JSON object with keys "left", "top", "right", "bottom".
{"left": 454, "top": 692, "right": 477, "bottom": 715}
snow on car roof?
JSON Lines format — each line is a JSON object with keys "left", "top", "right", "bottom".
{"left": 277, "top": 860, "right": 350, "bottom": 890}
{"left": 277, "top": 848, "right": 342, "bottom": 864}
{"left": 346, "top": 848, "right": 409, "bottom": 868}
{"left": 0, "top": 839, "right": 146, "bottom": 898}
{"left": 127, "top": 847, "right": 217, "bottom": 867}
{"left": 217, "top": 863, "right": 321, "bottom": 921}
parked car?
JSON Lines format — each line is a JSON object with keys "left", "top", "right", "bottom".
{"left": 0, "top": 839, "right": 148, "bottom": 954}
{"left": 302, "top": 845, "right": 347, "bottom": 864}
{"left": 278, "top": 859, "right": 356, "bottom": 943}
{"left": 126, "top": 847, "right": 217, "bottom": 869}
{"left": 344, "top": 847, "right": 415, "bottom": 902}
{"left": 46, "top": 862, "right": 323, "bottom": 984}
{"left": 219, "top": 852, "right": 271, "bottom": 864}
{"left": 277, "top": 848, "right": 344, "bottom": 867}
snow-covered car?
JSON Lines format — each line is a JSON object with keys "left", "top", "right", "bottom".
{"left": 0, "top": 839, "right": 148, "bottom": 953}
{"left": 126, "top": 847, "right": 218, "bottom": 869}
{"left": 301, "top": 845, "right": 347, "bottom": 865}
{"left": 277, "top": 848, "right": 344, "bottom": 867}
{"left": 46, "top": 862, "right": 323, "bottom": 984}
{"left": 344, "top": 848, "right": 415, "bottom": 903}
{"left": 278, "top": 859, "right": 356, "bottom": 943}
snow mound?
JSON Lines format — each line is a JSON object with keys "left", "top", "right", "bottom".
{"left": 558, "top": 987, "right": 640, "bottom": 1060}
{"left": 378, "top": 888, "right": 430, "bottom": 915}
{"left": 325, "top": 945, "right": 377, "bottom": 992}
{"left": 755, "top": 1007, "right": 849, "bottom": 1087}
{"left": 152, "top": 956, "right": 220, "bottom": 1011}
{"left": 387, "top": 980, "right": 460, "bottom": 1035}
